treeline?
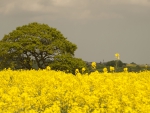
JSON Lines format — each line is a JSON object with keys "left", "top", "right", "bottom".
{"left": 86, "top": 60, "right": 150, "bottom": 73}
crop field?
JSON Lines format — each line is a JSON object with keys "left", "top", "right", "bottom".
{"left": 0, "top": 68, "right": 150, "bottom": 113}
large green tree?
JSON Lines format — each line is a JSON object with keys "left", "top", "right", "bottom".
{"left": 0, "top": 22, "right": 79, "bottom": 70}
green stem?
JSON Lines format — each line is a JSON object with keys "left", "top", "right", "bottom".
{"left": 115, "top": 60, "right": 118, "bottom": 72}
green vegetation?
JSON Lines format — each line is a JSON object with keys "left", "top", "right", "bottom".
{"left": 0, "top": 22, "right": 87, "bottom": 74}
{"left": 86, "top": 60, "right": 149, "bottom": 73}
{"left": 49, "top": 54, "right": 88, "bottom": 75}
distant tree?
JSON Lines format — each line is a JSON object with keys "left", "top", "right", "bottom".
{"left": 0, "top": 22, "right": 79, "bottom": 70}
{"left": 131, "top": 62, "right": 136, "bottom": 65}
{"left": 105, "top": 60, "right": 124, "bottom": 67}
{"left": 135, "top": 65, "right": 141, "bottom": 72}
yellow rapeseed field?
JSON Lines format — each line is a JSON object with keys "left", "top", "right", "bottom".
{"left": 0, "top": 68, "right": 150, "bottom": 113}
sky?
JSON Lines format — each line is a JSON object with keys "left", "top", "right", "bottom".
{"left": 0, "top": 0, "right": 150, "bottom": 64}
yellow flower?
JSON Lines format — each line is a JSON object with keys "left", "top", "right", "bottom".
{"left": 0, "top": 66, "right": 150, "bottom": 112}
{"left": 82, "top": 67, "right": 86, "bottom": 74}
{"left": 110, "top": 66, "right": 115, "bottom": 72}
{"left": 46, "top": 66, "right": 51, "bottom": 71}
{"left": 115, "top": 53, "right": 120, "bottom": 60}
{"left": 124, "top": 68, "right": 128, "bottom": 72}
{"left": 75, "top": 69, "right": 79, "bottom": 75}
{"left": 103, "top": 67, "right": 108, "bottom": 73}
{"left": 91, "top": 62, "right": 96, "bottom": 69}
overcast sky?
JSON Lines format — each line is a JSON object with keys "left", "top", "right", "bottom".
{"left": 0, "top": 0, "right": 150, "bottom": 64}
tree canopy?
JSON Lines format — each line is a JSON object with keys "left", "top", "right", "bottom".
{"left": 50, "top": 54, "right": 88, "bottom": 74}
{"left": 0, "top": 22, "right": 81, "bottom": 71}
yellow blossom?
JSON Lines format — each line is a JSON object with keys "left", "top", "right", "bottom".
{"left": 91, "top": 62, "right": 96, "bottom": 70}
{"left": 115, "top": 53, "right": 120, "bottom": 60}
{"left": 0, "top": 68, "right": 149, "bottom": 112}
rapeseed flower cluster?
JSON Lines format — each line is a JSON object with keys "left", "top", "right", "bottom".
{"left": 0, "top": 68, "right": 150, "bottom": 112}
{"left": 115, "top": 53, "right": 120, "bottom": 60}
{"left": 91, "top": 62, "right": 96, "bottom": 70}
{"left": 110, "top": 66, "right": 115, "bottom": 72}
{"left": 124, "top": 68, "right": 128, "bottom": 72}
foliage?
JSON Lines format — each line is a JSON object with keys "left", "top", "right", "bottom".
{"left": 126, "top": 64, "right": 150, "bottom": 72}
{"left": 0, "top": 22, "right": 77, "bottom": 70}
{"left": 49, "top": 54, "right": 88, "bottom": 74}
{"left": 0, "top": 69, "right": 150, "bottom": 112}
{"left": 105, "top": 60, "right": 125, "bottom": 67}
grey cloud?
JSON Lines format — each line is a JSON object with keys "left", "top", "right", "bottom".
{"left": 1, "top": 0, "right": 150, "bottom": 20}
{"left": 1, "top": 0, "right": 150, "bottom": 64}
